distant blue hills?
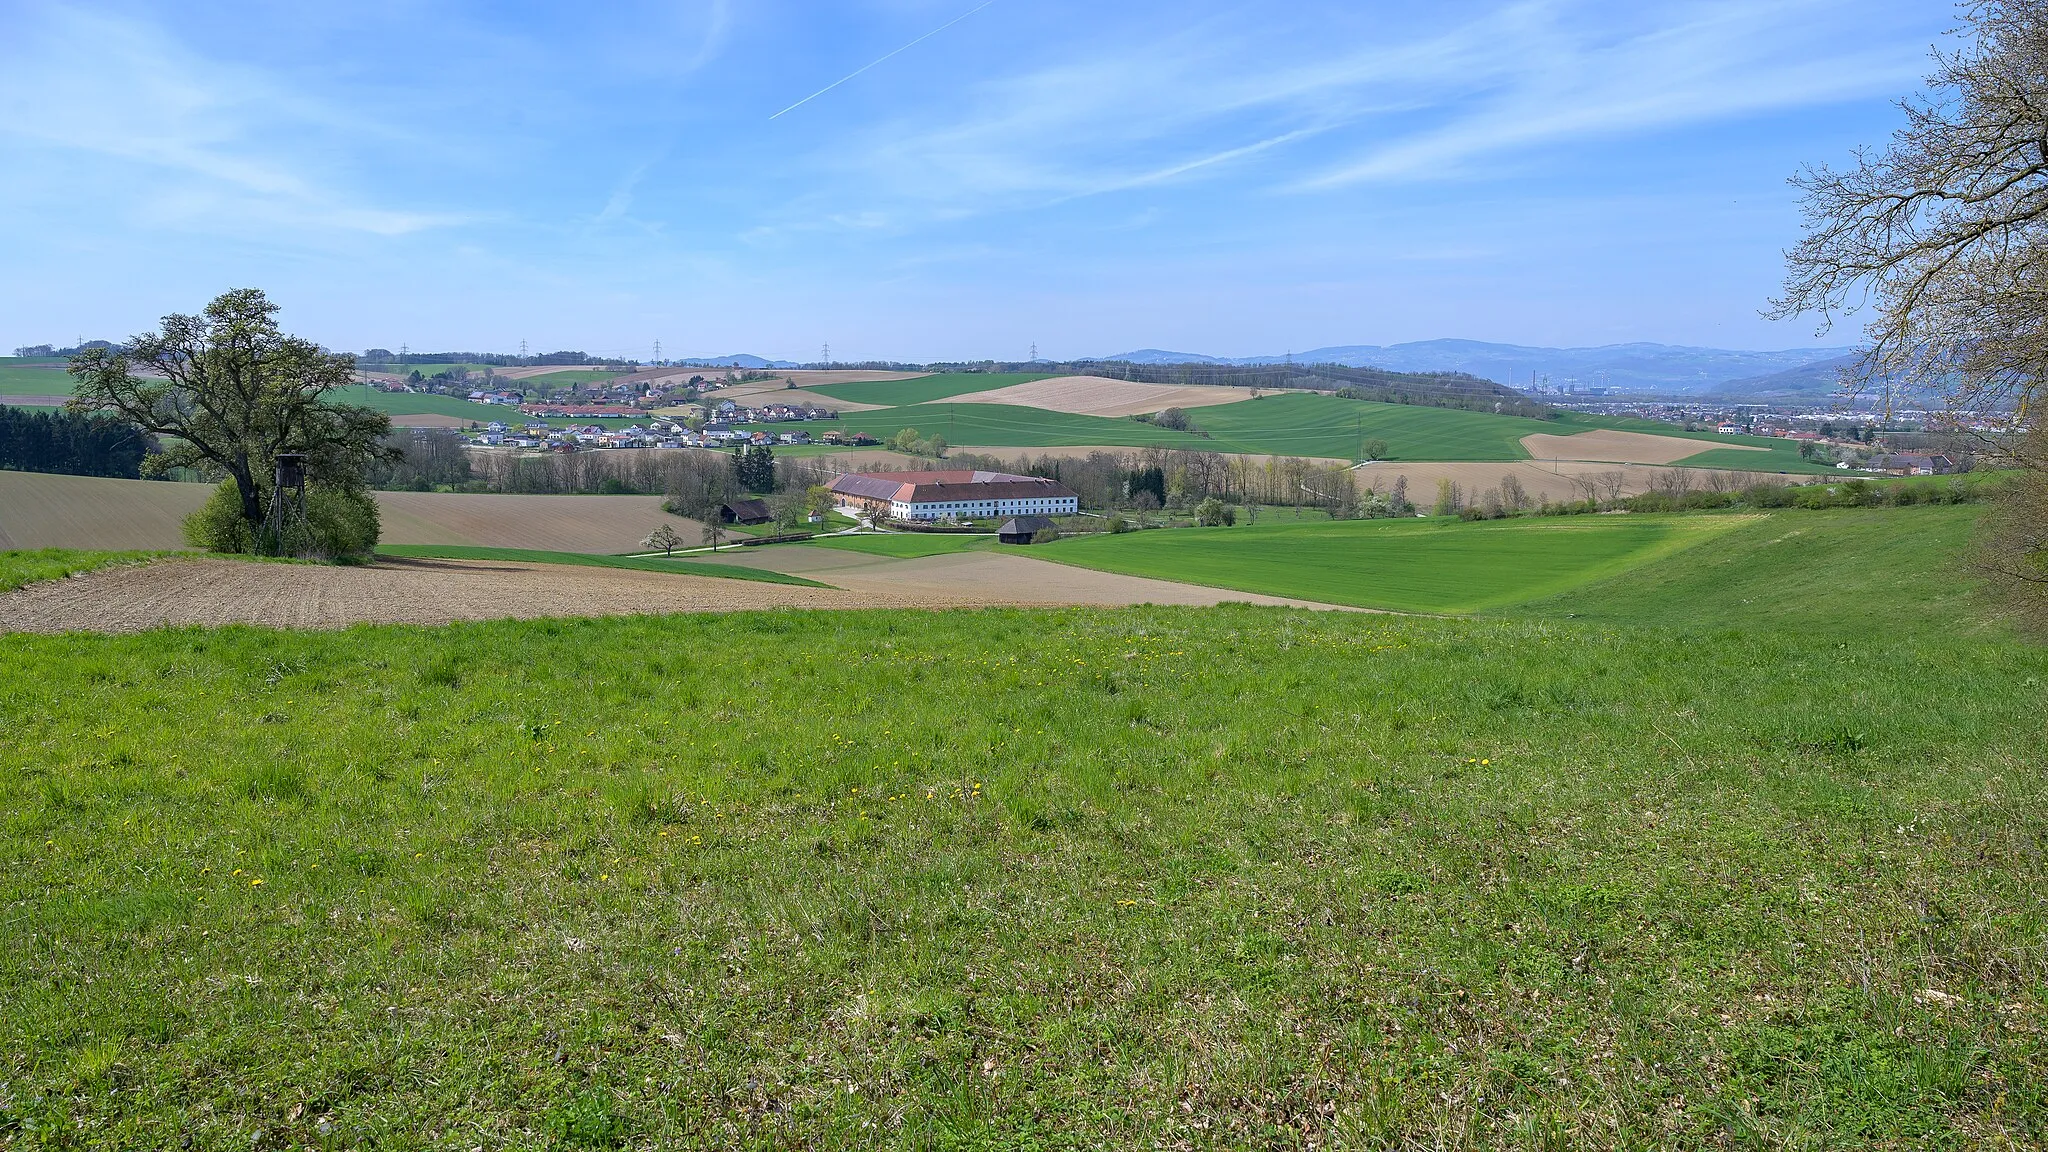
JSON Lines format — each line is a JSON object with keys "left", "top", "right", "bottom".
{"left": 1096, "top": 340, "right": 1861, "bottom": 396}
{"left": 675, "top": 354, "right": 800, "bottom": 369}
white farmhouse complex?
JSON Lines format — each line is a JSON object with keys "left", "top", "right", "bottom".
{"left": 828, "top": 470, "right": 1080, "bottom": 522}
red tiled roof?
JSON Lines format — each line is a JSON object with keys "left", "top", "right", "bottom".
{"left": 828, "top": 470, "right": 1074, "bottom": 504}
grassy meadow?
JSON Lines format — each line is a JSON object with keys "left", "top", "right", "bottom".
{"left": 1039, "top": 514, "right": 1749, "bottom": 613}
{"left": 332, "top": 385, "right": 515, "bottom": 424}
{"left": 805, "top": 373, "right": 1051, "bottom": 407}
{"left": 0, "top": 364, "right": 76, "bottom": 401}
{"left": 3, "top": 501, "right": 2044, "bottom": 1148}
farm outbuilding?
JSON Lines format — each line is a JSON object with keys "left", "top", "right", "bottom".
{"left": 718, "top": 499, "right": 773, "bottom": 525}
{"left": 998, "top": 516, "right": 1057, "bottom": 545}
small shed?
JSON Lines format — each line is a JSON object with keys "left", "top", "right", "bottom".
{"left": 999, "top": 515, "right": 1056, "bottom": 545}
{"left": 719, "top": 498, "right": 773, "bottom": 525}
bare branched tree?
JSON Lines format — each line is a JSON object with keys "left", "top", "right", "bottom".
{"left": 1771, "top": 2, "right": 2048, "bottom": 449}
{"left": 1772, "top": 2, "right": 2048, "bottom": 623}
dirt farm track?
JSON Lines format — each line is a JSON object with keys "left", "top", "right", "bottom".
{"left": 0, "top": 472, "right": 703, "bottom": 553}
{"left": 0, "top": 553, "right": 1333, "bottom": 633}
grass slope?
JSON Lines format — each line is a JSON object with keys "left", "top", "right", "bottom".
{"left": 805, "top": 373, "right": 1052, "bottom": 407}
{"left": 0, "top": 548, "right": 171, "bottom": 592}
{"left": 4, "top": 593, "right": 2044, "bottom": 1145}
{"left": 1042, "top": 515, "right": 1745, "bottom": 612}
{"left": 796, "top": 533, "right": 994, "bottom": 558}
{"left": 1516, "top": 504, "right": 1992, "bottom": 636}
{"left": 332, "top": 385, "right": 512, "bottom": 424}
{"left": 374, "top": 544, "right": 831, "bottom": 587}
{"left": 520, "top": 370, "right": 623, "bottom": 387}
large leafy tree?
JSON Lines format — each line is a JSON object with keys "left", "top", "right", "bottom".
{"left": 68, "top": 288, "right": 395, "bottom": 546}
{"left": 1771, "top": 1, "right": 2048, "bottom": 620}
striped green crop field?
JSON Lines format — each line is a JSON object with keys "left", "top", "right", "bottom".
{"left": 804, "top": 373, "right": 1052, "bottom": 407}
{"left": 1041, "top": 514, "right": 1747, "bottom": 612}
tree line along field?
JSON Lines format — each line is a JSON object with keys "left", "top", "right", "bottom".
{"left": 2, "top": 508, "right": 2044, "bottom": 1146}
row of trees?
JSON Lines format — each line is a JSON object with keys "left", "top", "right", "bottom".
{"left": 0, "top": 405, "right": 151, "bottom": 478}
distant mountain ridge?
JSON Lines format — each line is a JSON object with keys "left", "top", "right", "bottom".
{"left": 676, "top": 354, "right": 800, "bottom": 369}
{"left": 1097, "top": 340, "right": 1862, "bottom": 395}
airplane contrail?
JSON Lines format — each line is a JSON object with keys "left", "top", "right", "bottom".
{"left": 770, "top": 1, "right": 996, "bottom": 120}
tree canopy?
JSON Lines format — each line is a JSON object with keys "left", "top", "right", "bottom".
{"left": 68, "top": 288, "right": 394, "bottom": 552}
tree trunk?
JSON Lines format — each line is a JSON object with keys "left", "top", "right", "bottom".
{"left": 232, "top": 460, "right": 264, "bottom": 533}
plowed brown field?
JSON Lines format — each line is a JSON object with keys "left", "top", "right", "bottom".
{"left": 1520, "top": 429, "right": 1763, "bottom": 465}
{"left": 0, "top": 552, "right": 1336, "bottom": 633}
{"left": 0, "top": 473, "right": 704, "bottom": 553}
{"left": 945, "top": 375, "right": 1258, "bottom": 417}
{"left": 1350, "top": 460, "right": 1788, "bottom": 504}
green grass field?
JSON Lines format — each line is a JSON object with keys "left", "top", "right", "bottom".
{"left": 805, "top": 373, "right": 1050, "bottom": 407}
{"left": 1518, "top": 504, "right": 1991, "bottom": 636}
{"left": 1194, "top": 392, "right": 1556, "bottom": 460}
{"left": 374, "top": 545, "right": 830, "bottom": 587}
{"left": 0, "top": 548, "right": 174, "bottom": 592}
{"left": 332, "top": 385, "right": 513, "bottom": 424}
{"left": 1040, "top": 514, "right": 1749, "bottom": 612}
{"left": 796, "top": 533, "right": 996, "bottom": 558}
{"left": 520, "top": 370, "right": 623, "bottom": 387}
{"left": 0, "top": 364, "right": 76, "bottom": 398}
{"left": 3, "top": 523, "right": 2044, "bottom": 1145}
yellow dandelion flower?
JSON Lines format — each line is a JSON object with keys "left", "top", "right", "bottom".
{"left": 250, "top": 878, "right": 264, "bottom": 887}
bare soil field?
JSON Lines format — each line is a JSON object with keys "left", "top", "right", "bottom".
{"left": 0, "top": 473, "right": 703, "bottom": 553}
{"left": 0, "top": 394, "right": 71, "bottom": 408}
{"left": 1349, "top": 460, "right": 1788, "bottom": 504}
{"left": 1521, "top": 429, "right": 1763, "bottom": 465}
{"left": 945, "top": 375, "right": 1258, "bottom": 418}
{"left": 0, "top": 472, "right": 210, "bottom": 550}
{"left": 0, "top": 551, "right": 1336, "bottom": 633}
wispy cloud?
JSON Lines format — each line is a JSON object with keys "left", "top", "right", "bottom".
{"left": 795, "top": 0, "right": 1925, "bottom": 220}
{"left": 0, "top": 5, "right": 469, "bottom": 237}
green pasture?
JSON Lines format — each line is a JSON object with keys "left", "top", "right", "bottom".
{"left": 805, "top": 372, "right": 1049, "bottom": 407}
{"left": 1673, "top": 444, "right": 1838, "bottom": 473}
{"left": 331, "top": 385, "right": 517, "bottom": 424}
{"left": 519, "top": 369, "right": 624, "bottom": 387}
{"left": 1041, "top": 514, "right": 1744, "bottom": 612}
{"left": 373, "top": 544, "right": 830, "bottom": 587}
{"left": 0, "top": 364, "right": 76, "bottom": 399}
{"left": 1194, "top": 392, "right": 1555, "bottom": 460}
{"left": 796, "top": 532, "right": 995, "bottom": 558}
{"left": 0, "top": 549, "right": 173, "bottom": 593}
{"left": 1518, "top": 503, "right": 1989, "bottom": 637}
{"left": 3, "top": 531, "right": 2044, "bottom": 1144}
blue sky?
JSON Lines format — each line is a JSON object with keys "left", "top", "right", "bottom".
{"left": 0, "top": 0, "right": 1948, "bottom": 361}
